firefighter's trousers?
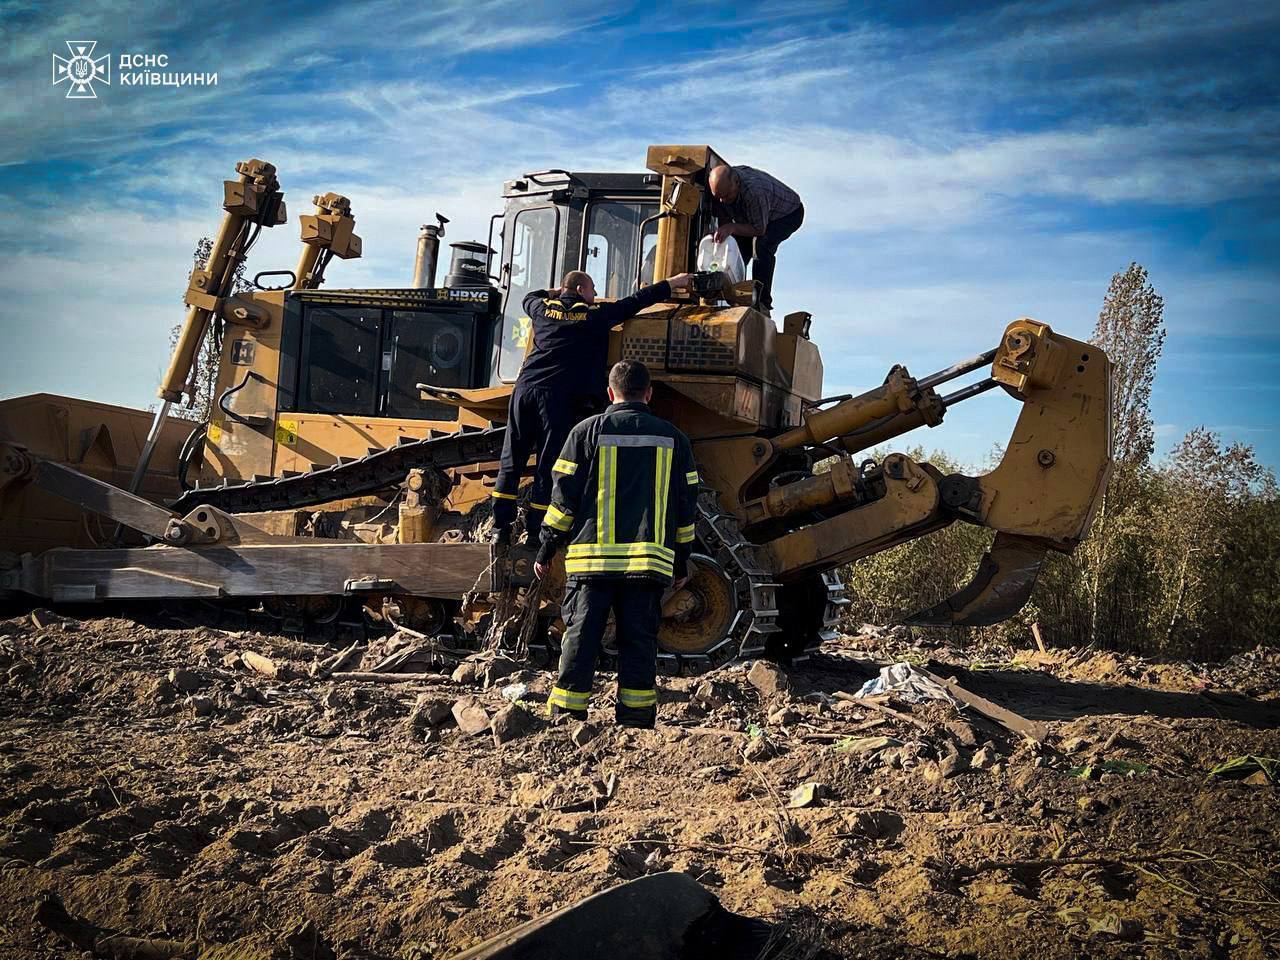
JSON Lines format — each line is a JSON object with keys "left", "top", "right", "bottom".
{"left": 492, "top": 387, "right": 596, "bottom": 540}
{"left": 550, "top": 578, "right": 661, "bottom": 727}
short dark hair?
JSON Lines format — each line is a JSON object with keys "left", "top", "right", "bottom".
{"left": 561, "top": 270, "right": 591, "bottom": 293}
{"left": 608, "top": 359, "right": 651, "bottom": 399}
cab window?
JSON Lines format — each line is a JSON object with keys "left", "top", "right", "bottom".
{"left": 382, "top": 311, "right": 470, "bottom": 420}
{"left": 499, "top": 206, "right": 557, "bottom": 381}
{"left": 300, "top": 306, "right": 381, "bottom": 414}
{"left": 584, "top": 201, "right": 659, "bottom": 298}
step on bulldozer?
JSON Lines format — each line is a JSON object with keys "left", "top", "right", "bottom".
{"left": 0, "top": 145, "right": 1112, "bottom": 668}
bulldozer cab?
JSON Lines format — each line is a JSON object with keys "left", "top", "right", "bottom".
{"left": 491, "top": 170, "right": 666, "bottom": 382}
{"left": 194, "top": 164, "right": 707, "bottom": 486}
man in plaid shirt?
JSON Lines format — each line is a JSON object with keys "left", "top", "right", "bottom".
{"left": 708, "top": 164, "right": 804, "bottom": 314}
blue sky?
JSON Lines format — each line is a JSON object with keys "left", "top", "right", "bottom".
{"left": 2, "top": 0, "right": 1278, "bottom": 468}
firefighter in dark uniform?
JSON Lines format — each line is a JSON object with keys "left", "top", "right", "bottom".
{"left": 491, "top": 269, "right": 693, "bottom": 544}
{"left": 534, "top": 360, "right": 700, "bottom": 728}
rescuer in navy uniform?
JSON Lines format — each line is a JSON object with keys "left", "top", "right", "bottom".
{"left": 490, "top": 270, "right": 692, "bottom": 544}
{"left": 534, "top": 360, "right": 700, "bottom": 729}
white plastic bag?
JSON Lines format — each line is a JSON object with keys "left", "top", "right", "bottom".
{"left": 696, "top": 234, "right": 747, "bottom": 284}
{"left": 855, "top": 662, "right": 957, "bottom": 704}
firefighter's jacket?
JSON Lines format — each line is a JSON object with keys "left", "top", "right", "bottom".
{"left": 536, "top": 401, "right": 699, "bottom": 584}
{"left": 517, "top": 281, "right": 673, "bottom": 397}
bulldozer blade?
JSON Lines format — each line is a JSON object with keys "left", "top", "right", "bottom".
{"left": 903, "top": 532, "right": 1046, "bottom": 627}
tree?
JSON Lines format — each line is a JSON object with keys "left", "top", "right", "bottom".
{"left": 168, "top": 237, "right": 250, "bottom": 422}
{"left": 1079, "top": 263, "right": 1167, "bottom": 645}
{"left": 1092, "top": 263, "right": 1166, "bottom": 473}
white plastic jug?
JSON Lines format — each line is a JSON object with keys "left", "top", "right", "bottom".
{"left": 696, "top": 234, "right": 747, "bottom": 285}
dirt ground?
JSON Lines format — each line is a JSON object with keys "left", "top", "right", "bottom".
{"left": 0, "top": 605, "right": 1277, "bottom": 959}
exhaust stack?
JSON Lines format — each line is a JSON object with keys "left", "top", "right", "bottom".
{"left": 412, "top": 213, "right": 449, "bottom": 288}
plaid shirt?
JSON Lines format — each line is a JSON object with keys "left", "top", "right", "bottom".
{"left": 712, "top": 165, "right": 802, "bottom": 234}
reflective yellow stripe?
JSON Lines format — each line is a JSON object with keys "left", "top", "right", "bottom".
{"left": 652, "top": 446, "right": 662, "bottom": 538}
{"left": 565, "top": 556, "right": 674, "bottom": 576}
{"left": 528, "top": 502, "right": 549, "bottom": 511}
{"left": 618, "top": 687, "right": 657, "bottom": 707}
{"left": 654, "top": 445, "right": 672, "bottom": 545}
{"left": 545, "top": 504, "right": 574, "bottom": 531}
{"left": 490, "top": 490, "right": 517, "bottom": 501}
{"left": 686, "top": 470, "right": 700, "bottom": 485}
{"left": 675, "top": 524, "right": 695, "bottom": 544}
{"left": 549, "top": 687, "right": 590, "bottom": 710}
{"left": 567, "top": 542, "right": 674, "bottom": 560}
{"left": 552, "top": 458, "right": 577, "bottom": 475}
{"left": 597, "top": 444, "right": 616, "bottom": 544}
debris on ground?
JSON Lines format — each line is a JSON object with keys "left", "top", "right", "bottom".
{"left": 0, "top": 607, "right": 1277, "bottom": 958}
{"left": 855, "top": 662, "right": 955, "bottom": 703}
{"left": 1208, "top": 754, "right": 1278, "bottom": 783}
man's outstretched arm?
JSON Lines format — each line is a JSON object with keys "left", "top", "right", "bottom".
{"left": 591, "top": 274, "right": 693, "bottom": 328}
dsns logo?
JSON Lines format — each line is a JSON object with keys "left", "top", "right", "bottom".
{"left": 52, "top": 41, "right": 111, "bottom": 99}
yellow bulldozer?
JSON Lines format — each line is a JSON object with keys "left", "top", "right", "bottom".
{"left": 0, "top": 145, "right": 1112, "bottom": 667}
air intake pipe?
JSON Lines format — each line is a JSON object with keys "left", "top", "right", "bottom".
{"left": 444, "top": 240, "right": 493, "bottom": 288}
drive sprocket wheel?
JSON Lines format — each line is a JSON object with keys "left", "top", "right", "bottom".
{"left": 658, "top": 554, "right": 736, "bottom": 655}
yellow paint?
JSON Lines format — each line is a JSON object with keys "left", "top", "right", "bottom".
{"left": 275, "top": 419, "right": 298, "bottom": 446}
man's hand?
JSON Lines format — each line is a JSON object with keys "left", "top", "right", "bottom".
{"left": 671, "top": 558, "right": 692, "bottom": 593}
{"left": 712, "top": 224, "right": 732, "bottom": 244}
{"left": 534, "top": 561, "right": 547, "bottom": 580}
{"left": 666, "top": 272, "right": 694, "bottom": 293}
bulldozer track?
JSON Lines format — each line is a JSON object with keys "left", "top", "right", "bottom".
{"left": 683, "top": 488, "right": 781, "bottom": 665}
{"left": 170, "top": 424, "right": 507, "bottom": 515}
{"left": 818, "top": 569, "right": 849, "bottom": 645}
{"left": 654, "top": 490, "right": 846, "bottom": 672}
{"left": 168, "top": 429, "right": 846, "bottom": 671}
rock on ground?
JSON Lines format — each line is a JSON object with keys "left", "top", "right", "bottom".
{"left": 451, "top": 696, "right": 491, "bottom": 735}
{"left": 746, "top": 660, "right": 789, "bottom": 697}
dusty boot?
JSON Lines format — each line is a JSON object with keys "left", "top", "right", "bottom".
{"left": 550, "top": 703, "right": 588, "bottom": 723}
{"left": 615, "top": 702, "right": 656, "bottom": 729}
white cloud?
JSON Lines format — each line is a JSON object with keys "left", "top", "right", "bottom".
{"left": 2, "top": 0, "right": 1278, "bottom": 466}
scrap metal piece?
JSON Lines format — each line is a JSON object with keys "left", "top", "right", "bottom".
{"left": 448, "top": 871, "right": 767, "bottom": 960}
{"left": 904, "top": 532, "right": 1046, "bottom": 627}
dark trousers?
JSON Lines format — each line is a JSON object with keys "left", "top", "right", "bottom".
{"left": 735, "top": 204, "right": 804, "bottom": 311}
{"left": 493, "top": 387, "right": 597, "bottom": 539}
{"left": 552, "top": 578, "right": 662, "bottom": 727}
